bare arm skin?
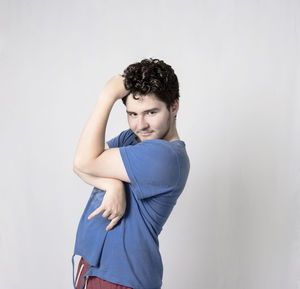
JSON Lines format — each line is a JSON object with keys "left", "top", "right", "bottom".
{"left": 73, "top": 143, "right": 122, "bottom": 190}
{"left": 73, "top": 167, "right": 122, "bottom": 190}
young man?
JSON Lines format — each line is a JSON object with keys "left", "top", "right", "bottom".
{"left": 72, "top": 58, "right": 190, "bottom": 289}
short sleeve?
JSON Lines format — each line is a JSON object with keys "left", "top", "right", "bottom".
{"left": 119, "top": 140, "right": 180, "bottom": 200}
{"left": 107, "top": 129, "right": 136, "bottom": 148}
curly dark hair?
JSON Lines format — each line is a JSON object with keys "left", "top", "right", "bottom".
{"left": 121, "top": 58, "right": 180, "bottom": 111}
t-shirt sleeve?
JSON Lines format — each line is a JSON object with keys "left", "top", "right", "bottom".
{"left": 106, "top": 129, "right": 135, "bottom": 148}
{"left": 119, "top": 140, "right": 180, "bottom": 200}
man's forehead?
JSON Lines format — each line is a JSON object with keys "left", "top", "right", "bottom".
{"left": 125, "top": 93, "right": 165, "bottom": 112}
{"left": 127, "top": 92, "right": 157, "bottom": 102}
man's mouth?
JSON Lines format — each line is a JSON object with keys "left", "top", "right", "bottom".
{"left": 140, "top": 132, "right": 152, "bottom": 136}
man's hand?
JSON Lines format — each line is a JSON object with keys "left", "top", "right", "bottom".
{"left": 88, "top": 182, "right": 126, "bottom": 231}
{"left": 100, "top": 74, "right": 130, "bottom": 101}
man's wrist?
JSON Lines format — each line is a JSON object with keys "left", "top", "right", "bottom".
{"left": 98, "top": 91, "right": 119, "bottom": 103}
{"left": 105, "top": 178, "right": 124, "bottom": 191}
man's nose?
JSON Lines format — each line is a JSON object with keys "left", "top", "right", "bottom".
{"left": 137, "top": 116, "right": 149, "bottom": 130}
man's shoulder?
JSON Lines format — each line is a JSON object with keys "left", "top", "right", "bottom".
{"left": 128, "top": 139, "right": 179, "bottom": 165}
{"left": 107, "top": 128, "right": 137, "bottom": 148}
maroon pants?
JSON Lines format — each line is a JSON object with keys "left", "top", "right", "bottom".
{"left": 75, "top": 257, "right": 133, "bottom": 289}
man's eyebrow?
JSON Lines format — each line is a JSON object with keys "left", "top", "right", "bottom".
{"left": 126, "top": 108, "right": 160, "bottom": 114}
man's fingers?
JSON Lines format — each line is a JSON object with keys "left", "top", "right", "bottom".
{"left": 88, "top": 205, "right": 105, "bottom": 220}
{"left": 106, "top": 217, "right": 120, "bottom": 231}
{"left": 106, "top": 216, "right": 121, "bottom": 231}
{"left": 101, "top": 209, "right": 112, "bottom": 219}
{"left": 107, "top": 212, "right": 122, "bottom": 220}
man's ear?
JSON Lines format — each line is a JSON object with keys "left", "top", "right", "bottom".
{"left": 171, "top": 99, "right": 179, "bottom": 116}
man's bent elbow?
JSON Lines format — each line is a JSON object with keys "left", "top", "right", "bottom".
{"left": 73, "top": 159, "right": 87, "bottom": 174}
{"left": 73, "top": 164, "right": 82, "bottom": 175}
{"left": 73, "top": 160, "right": 100, "bottom": 177}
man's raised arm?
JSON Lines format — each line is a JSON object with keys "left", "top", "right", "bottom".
{"left": 73, "top": 75, "right": 129, "bottom": 169}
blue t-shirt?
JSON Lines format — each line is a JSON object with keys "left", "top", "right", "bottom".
{"left": 72, "top": 129, "right": 190, "bottom": 289}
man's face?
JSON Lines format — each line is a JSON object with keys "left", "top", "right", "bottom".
{"left": 125, "top": 93, "right": 173, "bottom": 143}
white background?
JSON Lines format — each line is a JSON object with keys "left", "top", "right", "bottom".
{"left": 0, "top": 0, "right": 299, "bottom": 288}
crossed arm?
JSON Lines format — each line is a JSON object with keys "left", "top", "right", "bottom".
{"left": 73, "top": 142, "right": 127, "bottom": 231}
{"left": 73, "top": 143, "right": 120, "bottom": 189}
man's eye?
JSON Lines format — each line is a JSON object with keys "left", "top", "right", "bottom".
{"left": 148, "top": 111, "right": 156, "bottom": 115}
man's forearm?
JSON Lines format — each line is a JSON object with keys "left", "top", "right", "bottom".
{"left": 73, "top": 167, "right": 123, "bottom": 191}
{"left": 73, "top": 93, "right": 116, "bottom": 167}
